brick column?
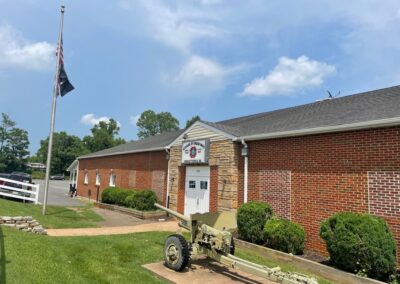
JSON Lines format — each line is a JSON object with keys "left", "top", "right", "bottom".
{"left": 210, "top": 166, "right": 218, "bottom": 212}
{"left": 177, "top": 166, "right": 186, "bottom": 214}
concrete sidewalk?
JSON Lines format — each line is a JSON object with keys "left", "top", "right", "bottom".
{"left": 46, "top": 221, "right": 180, "bottom": 237}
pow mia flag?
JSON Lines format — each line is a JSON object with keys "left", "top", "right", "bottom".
{"left": 56, "top": 36, "right": 74, "bottom": 97}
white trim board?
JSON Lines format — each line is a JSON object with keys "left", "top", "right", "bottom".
{"left": 167, "top": 121, "right": 236, "bottom": 148}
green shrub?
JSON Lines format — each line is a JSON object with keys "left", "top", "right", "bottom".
{"left": 101, "top": 187, "right": 114, "bottom": 204}
{"left": 237, "top": 201, "right": 273, "bottom": 244}
{"left": 263, "top": 218, "right": 305, "bottom": 254}
{"left": 320, "top": 212, "right": 397, "bottom": 281}
{"left": 102, "top": 187, "right": 157, "bottom": 211}
{"left": 101, "top": 187, "right": 135, "bottom": 206}
{"left": 101, "top": 187, "right": 112, "bottom": 204}
{"left": 125, "top": 190, "right": 157, "bottom": 211}
{"left": 113, "top": 189, "right": 134, "bottom": 206}
{"left": 31, "top": 171, "right": 45, "bottom": 179}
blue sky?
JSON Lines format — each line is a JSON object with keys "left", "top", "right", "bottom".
{"left": 1, "top": 0, "right": 400, "bottom": 154}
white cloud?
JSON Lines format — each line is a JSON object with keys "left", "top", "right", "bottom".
{"left": 174, "top": 55, "right": 227, "bottom": 84}
{"left": 0, "top": 24, "right": 54, "bottom": 71}
{"left": 166, "top": 54, "right": 249, "bottom": 95}
{"left": 138, "top": 0, "right": 223, "bottom": 52}
{"left": 80, "top": 114, "right": 121, "bottom": 127}
{"left": 242, "top": 56, "right": 336, "bottom": 96}
{"left": 130, "top": 114, "right": 140, "bottom": 126}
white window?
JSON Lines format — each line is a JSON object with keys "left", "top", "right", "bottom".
{"left": 109, "top": 174, "right": 116, "bottom": 187}
{"left": 95, "top": 172, "right": 101, "bottom": 186}
{"left": 84, "top": 172, "right": 88, "bottom": 184}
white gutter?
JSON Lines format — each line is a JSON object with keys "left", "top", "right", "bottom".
{"left": 241, "top": 139, "right": 248, "bottom": 204}
{"left": 76, "top": 160, "right": 79, "bottom": 188}
{"left": 78, "top": 147, "right": 165, "bottom": 160}
{"left": 240, "top": 117, "right": 400, "bottom": 141}
{"left": 165, "top": 147, "right": 171, "bottom": 208}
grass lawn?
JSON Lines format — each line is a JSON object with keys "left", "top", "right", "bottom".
{"left": 0, "top": 227, "right": 337, "bottom": 284}
{"left": 0, "top": 226, "right": 167, "bottom": 284}
{"left": 0, "top": 198, "right": 103, "bottom": 229}
{"left": 0, "top": 198, "right": 336, "bottom": 283}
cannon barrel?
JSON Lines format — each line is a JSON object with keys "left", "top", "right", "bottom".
{"left": 155, "top": 203, "right": 190, "bottom": 223}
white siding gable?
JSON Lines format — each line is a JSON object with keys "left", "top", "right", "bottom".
{"left": 171, "top": 123, "right": 231, "bottom": 146}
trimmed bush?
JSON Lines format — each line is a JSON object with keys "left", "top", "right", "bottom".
{"left": 101, "top": 187, "right": 157, "bottom": 211}
{"left": 112, "top": 188, "right": 134, "bottom": 206}
{"left": 263, "top": 218, "right": 305, "bottom": 254}
{"left": 237, "top": 201, "right": 273, "bottom": 244}
{"left": 320, "top": 212, "right": 397, "bottom": 281}
{"left": 101, "top": 187, "right": 114, "bottom": 204}
{"left": 101, "top": 187, "right": 135, "bottom": 206}
{"left": 125, "top": 190, "right": 157, "bottom": 211}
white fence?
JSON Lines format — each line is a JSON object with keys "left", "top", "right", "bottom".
{"left": 0, "top": 177, "right": 40, "bottom": 204}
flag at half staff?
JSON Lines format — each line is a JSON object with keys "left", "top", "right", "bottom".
{"left": 57, "top": 36, "right": 74, "bottom": 97}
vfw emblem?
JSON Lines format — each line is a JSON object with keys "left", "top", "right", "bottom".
{"left": 189, "top": 146, "right": 197, "bottom": 158}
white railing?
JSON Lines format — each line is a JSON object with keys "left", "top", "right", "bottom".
{"left": 0, "top": 177, "right": 40, "bottom": 204}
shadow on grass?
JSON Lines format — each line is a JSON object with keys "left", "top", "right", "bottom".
{"left": 44, "top": 209, "right": 73, "bottom": 216}
{"left": 0, "top": 226, "right": 6, "bottom": 284}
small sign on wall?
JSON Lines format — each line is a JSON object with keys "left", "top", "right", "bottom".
{"left": 182, "top": 140, "right": 209, "bottom": 164}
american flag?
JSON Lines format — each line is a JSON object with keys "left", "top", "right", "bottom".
{"left": 56, "top": 35, "right": 74, "bottom": 97}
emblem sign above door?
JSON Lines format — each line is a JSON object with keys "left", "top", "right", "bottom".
{"left": 182, "top": 139, "right": 209, "bottom": 164}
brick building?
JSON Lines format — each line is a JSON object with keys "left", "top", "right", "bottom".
{"left": 73, "top": 85, "right": 400, "bottom": 263}
{"left": 75, "top": 130, "right": 182, "bottom": 203}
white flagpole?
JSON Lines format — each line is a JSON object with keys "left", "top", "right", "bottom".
{"left": 42, "top": 5, "right": 65, "bottom": 215}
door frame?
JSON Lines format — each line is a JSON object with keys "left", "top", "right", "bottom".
{"left": 184, "top": 166, "right": 210, "bottom": 216}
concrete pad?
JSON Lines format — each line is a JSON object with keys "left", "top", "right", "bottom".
{"left": 47, "top": 221, "right": 180, "bottom": 237}
{"left": 143, "top": 259, "right": 277, "bottom": 284}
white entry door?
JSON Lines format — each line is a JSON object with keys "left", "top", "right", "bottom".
{"left": 184, "top": 166, "right": 210, "bottom": 216}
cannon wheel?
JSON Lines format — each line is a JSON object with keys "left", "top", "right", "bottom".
{"left": 163, "top": 234, "right": 189, "bottom": 271}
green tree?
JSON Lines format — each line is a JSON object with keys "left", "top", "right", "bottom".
{"left": 137, "top": 110, "right": 179, "bottom": 139}
{"left": 83, "top": 119, "right": 125, "bottom": 152}
{"left": 185, "top": 115, "right": 201, "bottom": 128}
{"left": 35, "top": 132, "right": 89, "bottom": 175}
{"left": 0, "top": 113, "right": 30, "bottom": 172}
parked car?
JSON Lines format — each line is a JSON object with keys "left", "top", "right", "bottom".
{"left": 10, "top": 172, "right": 32, "bottom": 184}
{"left": 0, "top": 173, "right": 10, "bottom": 186}
{"left": 0, "top": 172, "right": 33, "bottom": 199}
{"left": 50, "top": 174, "right": 65, "bottom": 180}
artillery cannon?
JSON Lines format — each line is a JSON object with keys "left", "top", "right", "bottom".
{"left": 155, "top": 203, "right": 318, "bottom": 284}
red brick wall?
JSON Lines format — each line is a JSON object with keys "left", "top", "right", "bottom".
{"left": 368, "top": 171, "right": 400, "bottom": 263}
{"left": 210, "top": 166, "right": 218, "bottom": 213}
{"left": 238, "top": 126, "right": 400, "bottom": 264}
{"left": 258, "top": 170, "right": 291, "bottom": 219}
{"left": 77, "top": 151, "right": 168, "bottom": 204}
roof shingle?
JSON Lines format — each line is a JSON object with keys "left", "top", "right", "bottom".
{"left": 79, "top": 85, "right": 400, "bottom": 159}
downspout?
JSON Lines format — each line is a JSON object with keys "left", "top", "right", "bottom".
{"left": 241, "top": 139, "right": 248, "bottom": 203}
{"left": 165, "top": 147, "right": 171, "bottom": 208}
{"left": 76, "top": 160, "right": 79, "bottom": 192}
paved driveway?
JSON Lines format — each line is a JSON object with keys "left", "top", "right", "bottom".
{"left": 34, "top": 180, "right": 85, "bottom": 207}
